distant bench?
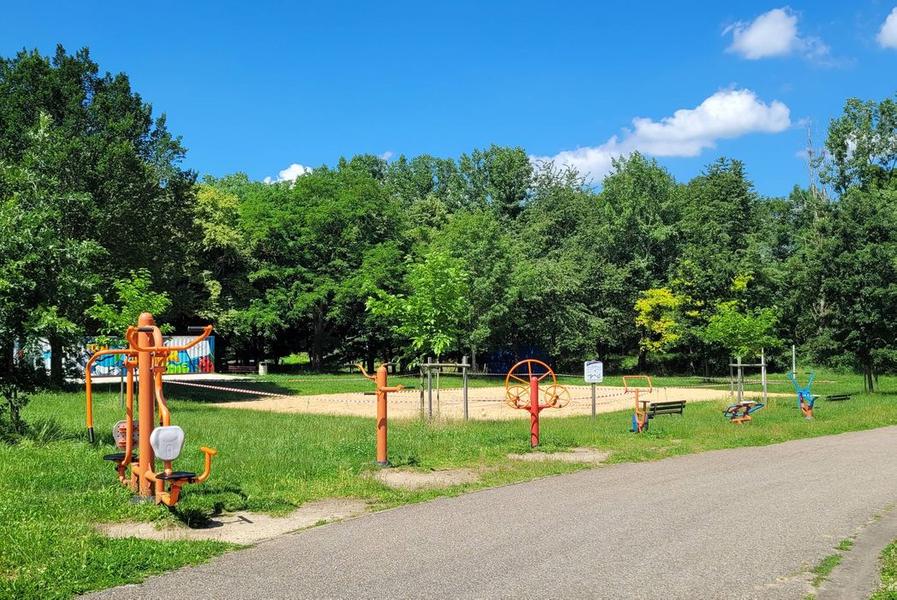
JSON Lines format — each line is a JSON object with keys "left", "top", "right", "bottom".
{"left": 647, "top": 400, "right": 686, "bottom": 418}
{"left": 223, "top": 365, "right": 257, "bottom": 374}
{"left": 825, "top": 394, "right": 851, "bottom": 402}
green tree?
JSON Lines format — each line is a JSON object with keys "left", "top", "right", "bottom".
{"left": 237, "top": 165, "right": 404, "bottom": 367}
{"left": 86, "top": 269, "right": 172, "bottom": 339}
{"left": 702, "top": 300, "right": 778, "bottom": 360}
{"left": 809, "top": 186, "right": 897, "bottom": 390}
{"left": 0, "top": 45, "right": 197, "bottom": 294}
{"left": 0, "top": 113, "right": 103, "bottom": 384}
{"left": 367, "top": 249, "right": 470, "bottom": 359}
{"left": 432, "top": 209, "right": 516, "bottom": 369}
{"left": 822, "top": 94, "right": 897, "bottom": 194}
{"left": 459, "top": 145, "right": 532, "bottom": 219}
{"left": 635, "top": 288, "right": 685, "bottom": 355}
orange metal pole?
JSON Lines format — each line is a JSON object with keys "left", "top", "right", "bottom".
{"left": 376, "top": 364, "right": 388, "bottom": 466}
{"left": 529, "top": 375, "right": 539, "bottom": 447}
{"left": 136, "top": 312, "right": 156, "bottom": 498}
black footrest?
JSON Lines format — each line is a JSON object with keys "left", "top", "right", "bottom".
{"left": 103, "top": 452, "right": 136, "bottom": 462}
{"left": 156, "top": 471, "right": 196, "bottom": 482}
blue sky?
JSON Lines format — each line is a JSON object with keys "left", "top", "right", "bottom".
{"left": 3, "top": 0, "right": 897, "bottom": 196}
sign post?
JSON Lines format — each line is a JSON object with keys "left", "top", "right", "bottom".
{"left": 584, "top": 360, "right": 604, "bottom": 419}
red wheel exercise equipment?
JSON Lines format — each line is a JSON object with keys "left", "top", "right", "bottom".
{"left": 504, "top": 359, "right": 570, "bottom": 447}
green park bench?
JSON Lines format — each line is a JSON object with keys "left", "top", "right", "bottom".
{"left": 648, "top": 400, "right": 687, "bottom": 419}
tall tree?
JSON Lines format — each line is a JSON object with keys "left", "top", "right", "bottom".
{"left": 0, "top": 45, "right": 197, "bottom": 311}
{"left": 822, "top": 94, "right": 897, "bottom": 194}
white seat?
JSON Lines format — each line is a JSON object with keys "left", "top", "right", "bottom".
{"left": 149, "top": 425, "right": 185, "bottom": 461}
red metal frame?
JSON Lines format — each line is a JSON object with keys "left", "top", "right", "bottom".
{"left": 504, "top": 359, "right": 569, "bottom": 447}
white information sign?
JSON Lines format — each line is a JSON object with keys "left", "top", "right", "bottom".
{"left": 584, "top": 360, "right": 604, "bottom": 383}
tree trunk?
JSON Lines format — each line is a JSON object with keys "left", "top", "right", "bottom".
{"left": 311, "top": 308, "right": 324, "bottom": 371}
{"left": 366, "top": 344, "right": 375, "bottom": 374}
{"left": 49, "top": 337, "right": 64, "bottom": 388}
{"left": 0, "top": 339, "right": 13, "bottom": 378}
{"left": 864, "top": 361, "right": 875, "bottom": 393}
{"left": 637, "top": 349, "right": 647, "bottom": 373}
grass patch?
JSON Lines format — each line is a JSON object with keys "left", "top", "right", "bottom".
{"left": 806, "top": 536, "right": 856, "bottom": 593}
{"left": 871, "top": 539, "right": 897, "bottom": 599}
{"left": 836, "top": 538, "right": 855, "bottom": 552}
{"left": 4, "top": 370, "right": 897, "bottom": 598}
{"left": 811, "top": 553, "right": 843, "bottom": 586}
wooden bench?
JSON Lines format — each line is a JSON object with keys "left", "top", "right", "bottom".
{"left": 825, "top": 394, "right": 852, "bottom": 401}
{"left": 223, "top": 365, "right": 257, "bottom": 374}
{"left": 647, "top": 400, "right": 686, "bottom": 418}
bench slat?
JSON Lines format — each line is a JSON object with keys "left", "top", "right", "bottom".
{"left": 647, "top": 401, "right": 686, "bottom": 417}
{"left": 826, "top": 394, "right": 851, "bottom": 401}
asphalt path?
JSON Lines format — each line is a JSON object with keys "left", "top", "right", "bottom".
{"left": 88, "top": 427, "right": 897, "bottom": 600}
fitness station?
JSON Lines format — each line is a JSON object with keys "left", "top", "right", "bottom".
{"left": 84, "top": 313, "right": 217, "bottom": 506}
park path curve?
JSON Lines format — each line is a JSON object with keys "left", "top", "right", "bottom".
{"left": 87, "top": 427, "right": 897, "bottom": 600}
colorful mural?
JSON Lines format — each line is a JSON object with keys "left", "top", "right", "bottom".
{"left": 75, "top": 336, "right": 216, "bottom": 377}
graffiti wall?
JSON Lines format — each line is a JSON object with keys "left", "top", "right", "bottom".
{"left": 43, "top": 336, "right": 216, "bottom": 377}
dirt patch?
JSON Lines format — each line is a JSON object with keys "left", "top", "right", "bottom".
{"left": 97, "top": 498, "right": 368, "bottom": 545}
{"left": 210, "top": 384, "right": 781, "bottom": 421}
{"left": 508, "top": 447, "right": 610, "bottom": 464}
{"left": 372, "top": 468, "right": 479, "bottom": 490}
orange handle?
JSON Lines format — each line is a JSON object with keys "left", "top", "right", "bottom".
{"left": 126, "top": 324, "right": 213, "bottom": 353}
{"left": 357, "top": 363, "right": 375, "bottom": 381}
{"left": 85, "top": 348, "right": 137, "bottom": 440}
{"left": 195, "top": 447, "right": 217, "bottom": 483}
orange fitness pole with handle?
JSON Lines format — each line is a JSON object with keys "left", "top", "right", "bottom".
{"left": 359, "top": 363, "right": 404, "bottom": 466}
{"left": 376, "top": 365, "right": 389, "bottom": 466}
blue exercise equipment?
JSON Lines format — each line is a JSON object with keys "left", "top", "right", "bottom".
{"left": 787, "top": 371, "right": 816, "bottom": 419}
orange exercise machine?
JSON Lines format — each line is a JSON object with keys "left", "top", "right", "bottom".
{"left": 358, "top": 363, "right": 404, "bottom": 466}
{"left": 85, "top": 312, "right": 217, "bottom": 506}
{"left": 504, "top": 359, "right": 570, "bottom": 447}
{"left": 625, "top": 375, "right": 653, "bottom": 433}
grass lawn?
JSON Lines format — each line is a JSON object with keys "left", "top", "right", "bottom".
{"left": 2, "top": 370, "right": 896, "bottom": 599}
{"left": 872, "top": 539, "right": 897, "bottom": 599}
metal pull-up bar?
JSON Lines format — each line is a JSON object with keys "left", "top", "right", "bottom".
{"left": 420, "top": 356, "right": 470, "bottom": 420}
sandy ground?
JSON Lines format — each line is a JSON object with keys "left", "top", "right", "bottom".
{"left": 507, "top": 448, "right": 610, "bottom": 463}
{"left": 372, "top": 468, "right": 479, "bottom": 490}
{"left": 209, "top": 383, "right": 781, "bottom": 420}
{"left": 98, "top": 498, "right": 368, "bottom": 545}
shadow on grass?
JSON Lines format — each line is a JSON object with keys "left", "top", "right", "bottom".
{"left": 162, "top": 380, "right": 297, "bottom": 403}
{"left": 171, "top": 481, "right": 252, "bottom": 526}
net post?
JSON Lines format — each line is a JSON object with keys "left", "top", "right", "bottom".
{"left": 426, "top": 356, "right": 433, "bottom": 420}
{"left": 462, "top": 355, "right": 469, "bottom": 422}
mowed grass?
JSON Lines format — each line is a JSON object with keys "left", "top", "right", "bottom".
{"left": 873, "top": 539, "right": 897, "bottom": 599}
{"left": 4, "top": 370, "right": 897, "bottom": 599}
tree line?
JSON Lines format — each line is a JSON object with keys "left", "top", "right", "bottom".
{"left": 2, "top": 46, "right": 896, "bottom": 390}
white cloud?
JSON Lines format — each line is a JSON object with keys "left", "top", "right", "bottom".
{"left": 531, "top": 89, "right": 791, "bottom": 181}
{"left": 725, "top": 7, "right": 829, "bottom": 60}
{"left": 878, "top": 7, "right": 897, "bottom": 49}
{"left": 379, "top": 151, "right": 394, "bottom": 161}
{"left": 263, "top": 162, "right": 312, "bottom": 184}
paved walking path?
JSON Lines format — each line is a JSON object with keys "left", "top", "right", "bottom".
{"left": 88, "top": 427, "right": 897, "bottom": 600}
